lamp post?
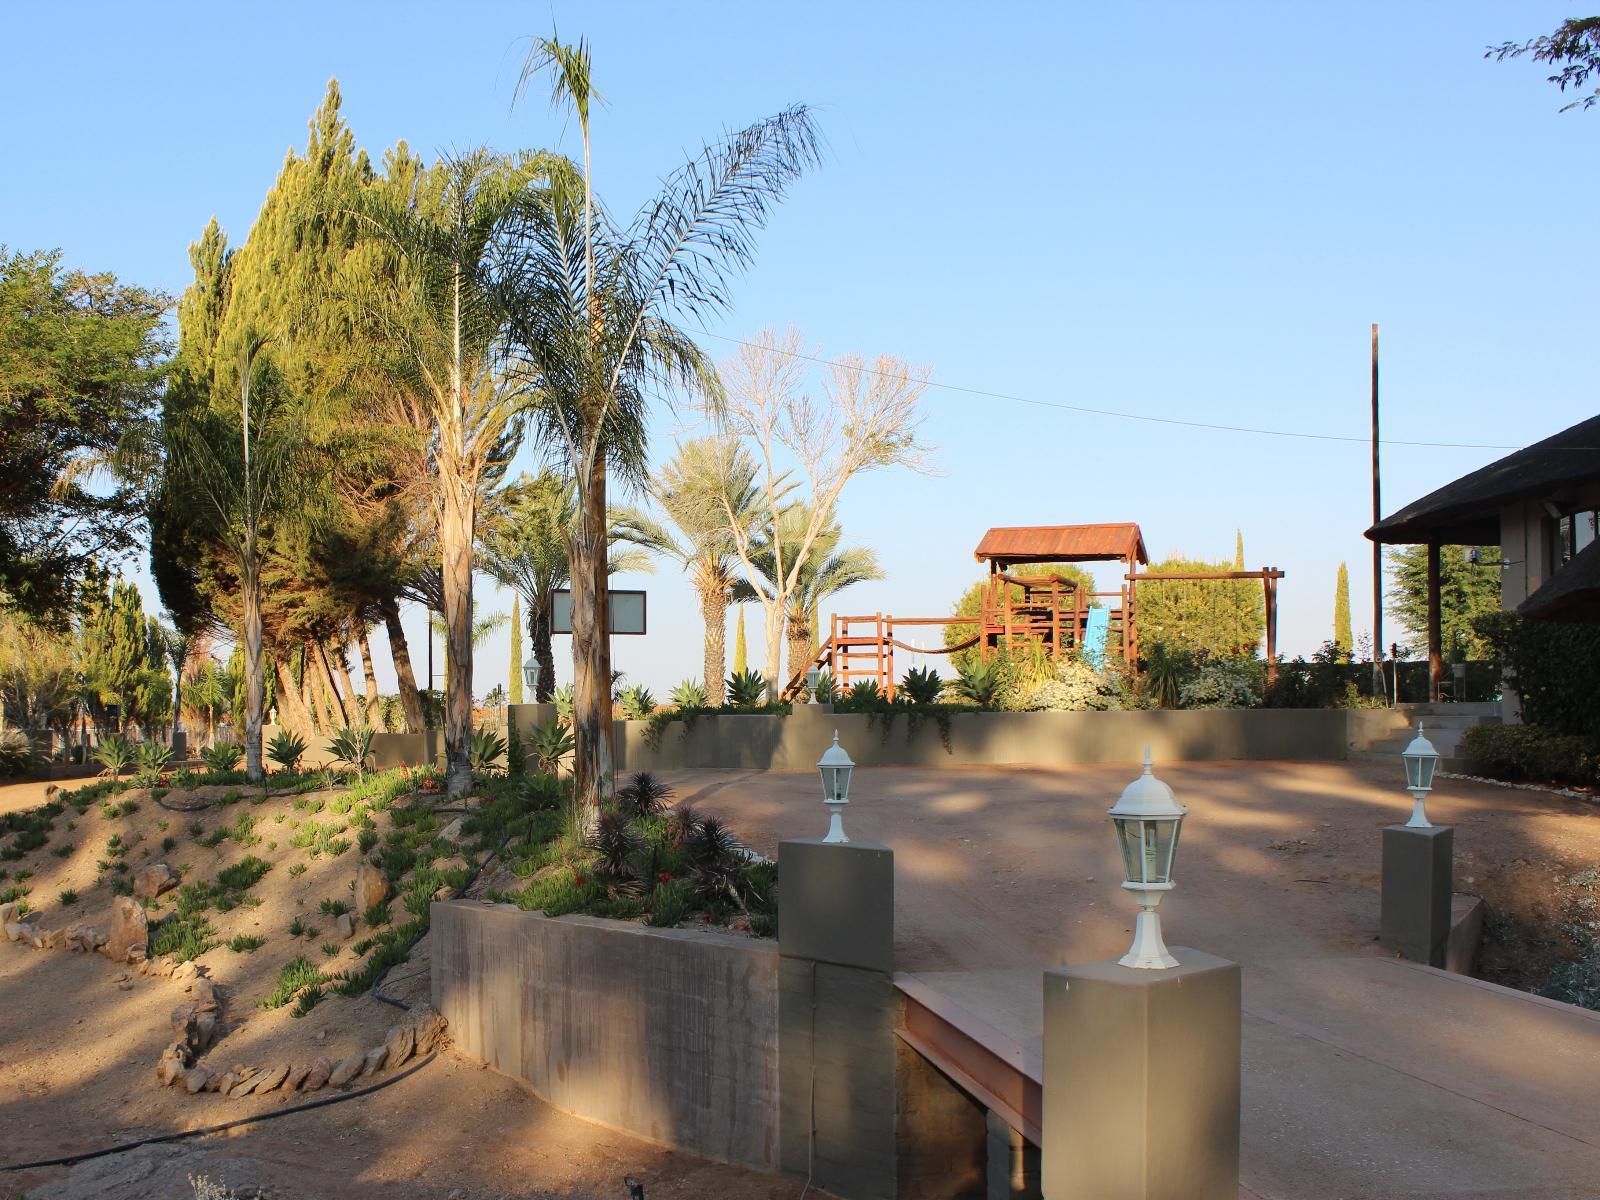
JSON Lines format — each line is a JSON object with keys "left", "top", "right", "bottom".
{"left": 522, "top": 654, "right": 540, "bottom": 700}
{"left": 805, "top": 666, "right": 821, "bottom": 704}
{"left": 818, "top": 731, "right": 854, "bottom": 843}
{"left": 1107, "top": 747, "right": 1187, "bottom": 970}
{"left": 1401, "top": 724, "right": 1439, "bottom": 829}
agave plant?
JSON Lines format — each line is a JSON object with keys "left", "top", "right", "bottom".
{"left": 614, "top": 772, "right": 674, "bottom": 820}
{"left": 199, "top": 740, "right": 243, "bottom": 774}
{"left": 844, "top": 679, "right": 882, "bottom": 708}
{"left": 616, "top": 685, "right": 657, "bottom": 721}
{"left": 669, "top": 679, "right": 708, "bottom": 709}
{"left": 811, "top": 669, "right": 838, "bottom": 705}
{"left": 899, "top": 666, "right": 945, "bottom": 705}
{"left": 529, "top": 718, "right": 574, "bottom": 778}
{"left": 0, "top": 729, "right": 39, "bottom": 778}
{"left": 469, "top": 726, "right": 508, "bottom": 773}
{"left": 952, "top": 659, "right": 1006, "bottom": 708}
{"left": 93, "top": 734, "right": 134, "bottom": 780}
{"left": 552, "top": 684, "right": 575, "bottom": 722}
{"left": 267, "top": 730, "right": 308, "bottom": 774}
{"left": 328, "top": 726, "right": 376, "bottom": 779}
{"left": 725, "top": 669, "right": 768, "bottom": 708}
{"left": 133, "top": 740, "right": 173, "bottom": 785}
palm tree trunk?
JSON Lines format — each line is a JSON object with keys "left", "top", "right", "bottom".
{"left": 272, "top": 657, "right": 314, "bottom": 738}
{"left": 531, "top": 598, "right": 555, "bottom": 704}
{"left": 701, "top": 587, "right": 729, "bottom": 706}
{"left": 439, "top": 478, "right": 476, "bottom": 798}
{"left": 570, "top": 462, "right": 613, "bottom": 812}
{"left": 356, "top": 627, "right": 383, "bottom": 729}
{"left": 332, "top": 643, "right": 362, "bottom": 727}
{"left": 785, "top": 603, "right": 812, "bottom": 689}
{"left": 301, "top": 645, "right": 328, "bottom": 733}
{"left": 318, "top": 642, "right": 351, "bottom": 729}
{"left": 379, "top": 597, "right": 425, "bottom": 734}
{"left": 242, "top": 558, "right": 265, "bottom": 782}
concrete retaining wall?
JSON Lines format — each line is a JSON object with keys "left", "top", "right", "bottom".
{"left": 261, "top": 726, "right": 442, "bottom": 771}
{"left": 431, "top": 901, "right": 780, "bottom": 1171}
{"left": 617, "top": 705, "right": 1351, "bottom": 772}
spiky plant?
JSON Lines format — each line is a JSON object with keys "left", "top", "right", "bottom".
{"left": 669, "top": 679, "right": 709, "bottom": 709}
{"left": 664, "top": 802, "right": 703, "bottom": 849}
{"left": 614, "top": 772, "right": 674, "bottom": 821}
{"left": 199, "top": 740, "right": 243, "bottom": 773}
{"left": 327, "top": 726, "right": 376, "bottom": 779}
{"left": 266, "top": 730, "right": 307, "bottom": 773}
{"left": 93, "top": 734, "right": 134, "bottom": 780}
{"left": 586, "top": 810, "right": 644, "bottom": 893}
{"left": 616, "top": 685, "right": 657, "bottom": 721}
{"left": 952, "top": 659, "right": 1006, "bottom": 708}
{"left": 899, "top": 666, "right": 944, "bottom": 705}
{"left": 725, "top": 669, "right": 768, "bottom": 708}
{"left": 529, "top": 718, "right": 574, "bottom": 778}
{"left": 469, "top": 727, "right": 508, "bottom": 774}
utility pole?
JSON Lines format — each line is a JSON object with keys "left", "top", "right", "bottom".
{"left": 1371, "top": 323, "right": 1386, "bottom": 702}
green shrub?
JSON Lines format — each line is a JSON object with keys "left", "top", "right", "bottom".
{"left": 950, "top": 658, "right": 1006, "bottom": 708}
{"left": 645, "top": 878, "right": 693, "bottom": 927}
{"left": 725, "top": 669, "right": 768, "bottom": 707}
{"left": 93, "top": 735, "right": 134, "bottom": 779}
{"left": 227, "top": 934, "right": 265, "bottom": 953}
{"left": 258, "top": 955, "right": 323, "bottom": 1010}
{"left": 528, "top": 719, "right": 574, "bottom": 777}
{"left": 1474, "top": 612, "right": 1600, "bottom": 736}
{"left": 58, "top": 889, "right": 78, "bottom": 906}
{"left": 616, "top": 685, "right": 657, "bottom": 721}
{"left": 267, "top": 730, "right": 308, "bottom": 773}
{"left": 898, "top": 666, "right": 945, "bottom": 705}
{"left": 0, "top": 729, "right": 39, "bottom": 777}
{"left": 669, "top": 679, "right": 708, "bottom": 709}
{"left": 1459, "top": 724, "right": 1599, "bottom": 788}
{"left": 1177, "top": 658, "right": 1261, "bottom": 710}
{"left": 468, "top": 726, "right": 507, "bottom": 773}
{"left": 199, "top": 741, "right": 243, "bottom": 773}
{"left": 327, "top": 726, "right": 376, "bottom": 779}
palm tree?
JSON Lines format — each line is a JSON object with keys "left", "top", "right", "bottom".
{"left": 348, "top": 151, "right": 546, "bottom": 797}
{"left": 748, "top": 507, "right": 881, "bottom": 688}
{"left": 614, "top": 438, "right": 760, "bottom": 706}
{"left": 502, "top": 34, "right": 820, "bottom": 809}
{"left": 163, "top": 338, "right": 309, "bottom": 781}
{"left": 482, "top": 470, "right": 653, "bottom": 704}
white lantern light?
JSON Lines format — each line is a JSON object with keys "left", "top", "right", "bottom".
{"left": 818, "top": 731, "right": 854, "bottom": 843}
{"left": 523, "top": 654, "right": 540, "bottom": 695}
{"left": 805, "top": 667, "right": 821, "bottom": 704}
{"left": 1401, "top": 723, "right": 1440, "bottom": 829}
{"left": 1106, "top": 746, "right": 1187, "bottom": 970}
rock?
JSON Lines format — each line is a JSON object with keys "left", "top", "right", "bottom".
{"left": 362, "top": 1044, "right": 388, "bottom": 1076}
{"left": 156, "top": 1043, "right": 189, "bottom": 1087}
{"left": 117, "top": 979, "right": 135, "bottom": 991}
{"left": 193, "top": 1010, "right": 218, "bottom": 1050}
{"left": 334, "top": 913, "right": 354, "bottom": 941}
{"left": 439, "top": 817, "right": 465, "bottom": 842}
{"left": 326, "top": 1054, "right": 364, "bottom": 1088}
{"left": 212, "top": 1070, "right": 240, "bottom": 1094}
{"left": 284, "top": 1063, "right": 312, "bottom": 1092}
{"left": 228, "top": 1069, "right": 265, "bottom": 1099}
{"left": 182, "top": 1065, "right": 213, "bottom": 1094}
{"left": 126, "top": 943, "right": 147, "bottom": 963}
{"left": 157, "top": 784, "right": 237, "bottom": 812}
{"left": 132, "top": 863, "right": 178, "bottom": 901}
{"left": 189, "top": 977, "right": 217, "bottom": 1005}
{"left": 409, "top": 1006, "right": 448, "bottom": 1056}
{"left": 0, "top": 901, "right": 17, "bottom": 927}
{"left": 354, "top": 864, "right": 391, "bottom": 914}
{"left": 5, "top": 919, "right": 38, "bottom": 945}
{"left": 106, "top": 897, "right": 148, "bottom": 963}
{"left": 170, "top": 1002, "right": 219, "bottom": 1054}
{"left": 383, "top": 1021, "right": 416, "bottom": 1070}
{"left": 40, "top": 927, "right": 60, "bottom": 950}
{"left": 301, "top": 1056, "right": 332, "bottom": 1092}
{"left": 203, "top": 1071, "right": 226, "bottom": 1093}
{"left": 172, "top": 959, "right": 198, "bottom": 981}
{"left": 252, "top": 1063, "right": 290, "bottom": 1095}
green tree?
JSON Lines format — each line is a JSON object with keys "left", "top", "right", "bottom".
{"left": 0, "top": 248, "right": 169, "bottom": 621}
{"left": 480, "top": 472, "right": 575, "bottom": 705}
{"left": 509, "top": 594, "right": 524, "bottom": 706}
{"left": 503, "top": 34, "right": 820, "bottom": 810}
{"left": 613, "top": 437, "right": 761, "bottom": 706}
{"left": 1136, "top": 555, "right": 1265, "bottom": 659}
{"left": 1490, "top": 18, "right": 1600, "bottom": 112}
{"left": 1386, "top": 545, "right": 1501, "bottom": 660}
{"left": 1333, "top": 562, "right": 1352, "bottom": 659}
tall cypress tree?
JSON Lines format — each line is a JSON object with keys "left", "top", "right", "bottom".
{"left": 1333, "top": 562, "right": 1352, "bottom": 659}
{"left": 1234, "top": 530, "right": 1244, "bottom": 570}
{"left": 509, "top": 595, "right": 524, "bottom": 706}
{"left": 733, "top": 606, "right": 748, "bottom": 676}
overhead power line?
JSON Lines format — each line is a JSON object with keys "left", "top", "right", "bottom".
{"left": 692, "top": 329, "right": 1533, "bottom": 453}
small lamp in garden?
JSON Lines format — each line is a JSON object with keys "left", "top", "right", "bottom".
{"left": 805, "top": 666, "right": 821, "bottom": 704}
{"left": 523, "top": 653, "right": 540, "bottom": 698}
{"left": 1107, "top": 747, "right": 1187, "bottom": 970}
{"left": 1401, "top": 724, "right": 1439, "bottom": 829}
{"left": 818, "top": 731, "right": 854, "bottom": 843}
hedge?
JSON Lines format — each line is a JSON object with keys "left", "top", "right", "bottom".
{"left": 1459, "top": 724, "right": 1599, "bottom": 789}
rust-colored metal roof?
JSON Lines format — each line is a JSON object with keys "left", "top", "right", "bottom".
{"left": 974, "top": 523, "right": 1148, "bottom": 566}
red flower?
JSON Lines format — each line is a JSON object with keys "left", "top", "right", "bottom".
{"left": 573, "top": 875, "right": 588, "bottom": 887}
{"left": 658, "top": 872, "right": 672, "bottom": 883}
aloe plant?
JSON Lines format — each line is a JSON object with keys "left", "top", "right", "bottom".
{"left": 199, "top": 740, "right": 243, "bottom": 773}
{"left": 616, "top": 685, "right": 657, "bottom": 721}
{"left": 93, "top": 734, "right": 133, "bottom": 780}
{"left": 267, "top": 730, "right": 308, "bottom": 774}
{"left": 469, "top": 726, "right": 508, "bottom": 773}
{"left": 133, "top": 740, "right": 173, "bottom": 785}
{"left": 669, "top": 679, "right": 708, "bottom": 709}
{"left": 725, "top": 669, "right": 768, "bottom": 708}
{"left": 529, "top": 718, "right": 574, "bottom": 778}
{"left": 328, "top": 726, "right": 376, "bottom": 779}
{"left": 899, "top": 666, "right": 945, "bottom": 705}
{"left": 952, "top": 659, "right": 1006, "bottom": 708}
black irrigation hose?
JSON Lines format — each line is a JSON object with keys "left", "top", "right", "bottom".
{"left": 0, "top": 1051, "right": 439, "bottom": 1174}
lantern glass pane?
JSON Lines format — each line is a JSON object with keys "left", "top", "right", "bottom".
{"left": 1404, "top": 754, "right": 1422, "bottom": 790}
{"left": 1156, "top": 818, "right": 1182, "bottom": 881}
{"left": 1417, "top": 754, "right": 1437, "bottom": 791}
{"left": 836, "top": 765, "right": 851, "bottom": 802}
{"left": 820, "top": 766, "right": 835, "bottom": 802}
{"left": 1114, "top": 818, "right": 1142, "bottom": 881}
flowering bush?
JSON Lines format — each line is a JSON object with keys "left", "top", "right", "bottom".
{"left": 1020, "top": 657, "right": 1122, "bottom": 712}
{"left": 1178, "top": 659, "right": 1261, "bottom": 709}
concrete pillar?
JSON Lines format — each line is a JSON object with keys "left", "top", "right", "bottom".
{"left": 896, "top": 1037, "right": 988, "bottom": 1199}
{"left": 1381, "top": 824, "right": 1454, "bottom": 967}
{"left": 779, "top": 837, "right": 898, "bottom": 1200}
{"left": 986, "top": 1110, "right": 1042, "bottom": 1200}
{"left": 1041, "top": 949, "right": 1241, "bottom": 1200}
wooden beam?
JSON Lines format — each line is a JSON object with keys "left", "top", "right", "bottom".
{"left": 1427, "top": 542, "right": 1443, "bottom": 701}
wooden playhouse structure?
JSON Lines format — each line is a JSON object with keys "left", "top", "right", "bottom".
{"left": 781, "top": 522, "right": 1283, "bottom": 700}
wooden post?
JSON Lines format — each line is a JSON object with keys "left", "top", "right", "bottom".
{"left": 1371, "top": 323, "right": 1386, "bottom": 701}
{"left": 1264, "top": 574, "right": 1279, "bottom": 685}
{"left": 1427, "top": 542, "right": 1443, "bottom": 701}
{"left": 876, "top": 612, "right": 885, "bottom": 696}
{"left": 885, "top": 615, "right": 896, "bottom": 700}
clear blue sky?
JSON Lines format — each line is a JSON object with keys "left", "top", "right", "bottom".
{"left": 3, "top": 2, "right": 1595, "bottom": 697}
